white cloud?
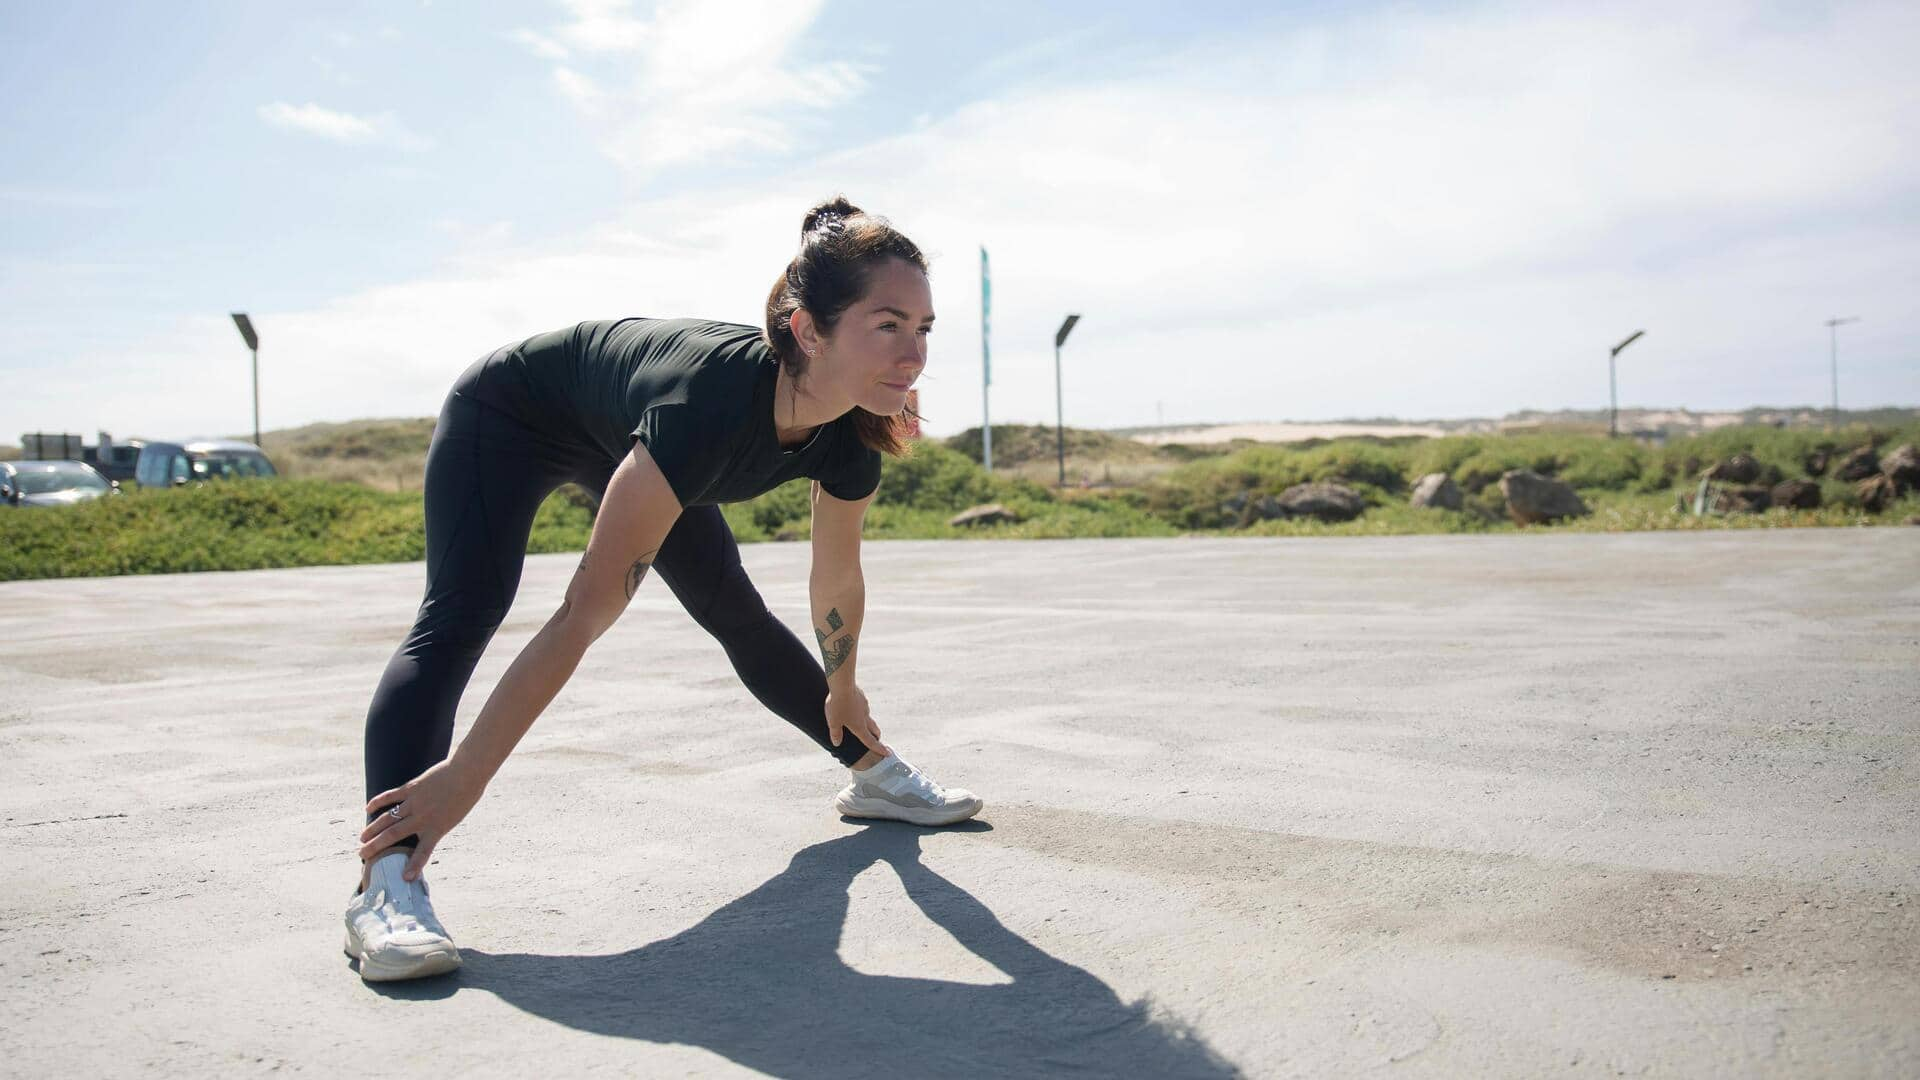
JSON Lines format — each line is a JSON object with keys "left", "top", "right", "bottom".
{"left": 257, "top": 101, "right": 376, "bottom": 142}
{"left": 552, "top": 0, "right": 650, "bottom": 53}
{"left": 12, "top": 1, "right": 1916, "bottom": 444}
{"left": 256, "top": 101, "right": 432, "bottom": 152}
{"left": 527, "top": 0, "right": 869, "bottom": 175}
{"left": 508, "top": 27, "right": 570, "bottom": 60}
{"left": 552, "top": 66, "right": 601, "bottom": 109}
{"left": 310, "top": 54, "right": 359, "bottom": 87}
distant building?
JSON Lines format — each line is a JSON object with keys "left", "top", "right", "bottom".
{"left": 19, "top": 431, "right": 143, "bottom": 483}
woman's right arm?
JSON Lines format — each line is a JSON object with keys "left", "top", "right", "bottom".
{"left": 451, "top": 443, "right": 684, "bottom": 783}
{"left": 358, "top": 443, "right": 682, "bottom": 872}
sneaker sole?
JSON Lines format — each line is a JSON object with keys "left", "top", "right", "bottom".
{"left": 834, "top": 792, "right": 984, "bottom": 827}
{"left": 343, "top": 928, "right": 463, "bottom": 982}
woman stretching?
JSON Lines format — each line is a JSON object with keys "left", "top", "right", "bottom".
{"left": 344, "top": 198, "right": 982, "bottom": 982}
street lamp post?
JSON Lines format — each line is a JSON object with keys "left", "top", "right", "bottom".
{"left": 1609, "top": 329, "right": 1644, "bottom": 439}
{"left": 231, "top": 312, "right": 260, "bottom": 447}
{"left": 979, "top": 247, "right": 993, "bottom": 473}
{"left": 1825, "top": 316, "right": 1859, "bottom": 429}
{"left": 1054, "top": 314, "right": 1080, "bottom": 486}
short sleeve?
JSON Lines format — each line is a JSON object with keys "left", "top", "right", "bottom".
{"left": 819, "top": 444, "right": 882, "bottom": 502}
{"left": 630, "top": 403, "right": 726, "bottom": 507}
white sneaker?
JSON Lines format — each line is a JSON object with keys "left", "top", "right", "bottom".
{"left": 834, "top": 752, "right": 984, "bottom": 826}
{"left": 343, "top": 849, "right": 462, "bottom": 982}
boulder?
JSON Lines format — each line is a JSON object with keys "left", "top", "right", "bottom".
{"left": 1710, "top": 485, "right": 1771, "bottom": 514}
{"left": 1881, "top": 443, "right": 1920, "bottom": 493}
{"left": 1220, "top": 491, "right": 1288, "bottom": 526}
{"left": 772, "top": 525, "right": 806, "bottom": 542}
{"left": 1409, "top": 472, "right": 1463, "bottom": 511}
{"left": 1274, "top": 482, "right": 1367, "bottom": 522}
{"left": 1770, "top": 479, "right": 1822, "bottom": 510}
{"left": 1704, "top": 453, "right": 1761, "bottom": 483}
{"left": 1803, "top": 449, "right": 1831, "bottom": 477}
{"left": 1836, "top": 445, "right": 1879, "bottom": 482}
{"left": 948, "top": 503, "right": 1022, "bottom": 528}
{"left": 1856, "top": 474, "right": 1897, "bottom": 513}
{"left": 1499, "top": 469, "right": 1589, "bottom": 525}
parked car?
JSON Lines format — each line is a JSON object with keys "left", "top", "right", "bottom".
{"left": 84, "top": 439, "right": 143, "bottom": 484}
{"left": 134, "top": 439, "right": 278, "bottom": 488}
{"left": 1, "top": 460, "right": 122, "bottom": 508}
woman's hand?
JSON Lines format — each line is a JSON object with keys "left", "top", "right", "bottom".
{"left": 359, "top": 756, "right": 487, "bottom": 881}
{"left": 826, "top": 685, "right": 890, "bottom": 758}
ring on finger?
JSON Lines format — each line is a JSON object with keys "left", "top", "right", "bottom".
{"left": 387, "top": 805, "right": 403, "bottom": 820}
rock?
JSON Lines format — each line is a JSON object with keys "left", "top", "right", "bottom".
{"left": 948, "top": 503, "right": 1021, "bottom": 528}
{"left": 1711, "top": 485, "right": 1771, "bottom": 514}
{"left": 1220, "top": 491, "right": 1286, "bottom": 527}
{"left": 1409, "top": 472, "right": 1463, "bottom": 511}
{"left": 772, "top": 525, "right": 806, "bottom": 542}
{"left": 1499, "top": 469, "right": 1589, "bottom": 525}
{"left": 1881, "top": 444, "right": 1920, "bottom": 492}
{"left": 1803, "top": 449, "right": 1831, "bottom": 477}
{"left": 1835, "top": 445, "right": 1879, "bottom": 482}
{"left": 1704, "top": 453, "right": 1761, "bottom": 483}
{"left": 1770, "top": 479, "right": 1822, "bottom": 510}
{"left": 1855, "top": 474, "right": 1897, "bottom": 513}
{"left": 1274, "top": 482, "right": 1367, "bottom": 522}
{"left": 1905, "top": 515, "right": 1920, "bottom": 526}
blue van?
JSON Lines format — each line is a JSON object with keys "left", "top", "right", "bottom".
{"left": 134, "top": 439, "right": 279, "bottom": 488}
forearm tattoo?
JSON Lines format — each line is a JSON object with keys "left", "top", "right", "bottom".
{"left": 815, "top": 606, "right": 854, "bottom": 677}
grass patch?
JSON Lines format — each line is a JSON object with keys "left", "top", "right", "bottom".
{"left": 0, "top": 478, "right": 591, "bottom": 581}
{"left": 3, "top": 424, "right": 1914, "bottom": 581}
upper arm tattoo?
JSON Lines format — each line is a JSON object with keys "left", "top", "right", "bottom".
{"left": 624, "top": 548, "right": 658, "bottom": 600}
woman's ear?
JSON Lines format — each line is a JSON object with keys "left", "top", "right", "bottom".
{"left": 790, "top": 307, "right": 823, "bottom": 358}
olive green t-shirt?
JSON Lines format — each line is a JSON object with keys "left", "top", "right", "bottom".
{"left": 471, "top": 318, "right": 881, "bottom": 507}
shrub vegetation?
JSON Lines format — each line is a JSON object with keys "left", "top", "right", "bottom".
{"left": 3, "top": 423, "right": 1914, "bottom": 581}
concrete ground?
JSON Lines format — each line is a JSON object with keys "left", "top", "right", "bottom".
{"left": 1, "top": 529, "right": 1916, "bottom": 1078}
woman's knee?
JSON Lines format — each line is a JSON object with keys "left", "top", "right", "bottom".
{"left": 402, "top": 594, "right": 510, "bottom": 653}
{"left": 681, "top": 564, "right": 776, "bottom": 639}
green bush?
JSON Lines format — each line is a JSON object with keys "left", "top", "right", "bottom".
{"left": 873, "top": 441, "right": 997, "bottom": 511}
{"left": 0, "top": 478, "right": 591, "bottom": 581}
{"left": 5, "top": 422, "right": 1916, "bottom": 581}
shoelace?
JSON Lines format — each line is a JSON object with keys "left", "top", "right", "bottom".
{"left": 894, "top": 758, "right": 947, "bottom": 801}
{"left": 373, "top": 877, "right": 437, "bottom": 933}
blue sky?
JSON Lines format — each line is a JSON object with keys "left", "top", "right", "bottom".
{"left": 3, "top": 0, "right": 1915, "bottom": 444}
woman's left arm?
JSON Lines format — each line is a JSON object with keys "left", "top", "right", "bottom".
{"left": 810, "top": 480, "right": 886, "bottom": 755}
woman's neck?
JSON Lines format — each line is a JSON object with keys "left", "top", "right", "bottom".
{"left": 773, "top": 365, "right": 849, "bottom": 445}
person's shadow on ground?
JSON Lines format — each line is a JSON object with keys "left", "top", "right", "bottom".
{"left": 373, "top": 821, "right": 1240, "bottom": 1078}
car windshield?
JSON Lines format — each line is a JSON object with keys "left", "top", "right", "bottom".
{"left": 12, "top": 464, "right": 108, "bottom": 494}
{"left": 190, "top": 452, "right": 274, "bottom": 478}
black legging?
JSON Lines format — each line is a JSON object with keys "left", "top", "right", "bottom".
{"left": 363, "top": 356, "right": 872, "bottom": 845}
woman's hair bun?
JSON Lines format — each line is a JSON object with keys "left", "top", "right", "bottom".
{"left": 802, "top": 196, "right": 864, "bottom": 239}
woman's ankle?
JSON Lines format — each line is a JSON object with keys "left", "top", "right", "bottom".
{"left": 358, "top": 843, "right": 416, "bottom": 891}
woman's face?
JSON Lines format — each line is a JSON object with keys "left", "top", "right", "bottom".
{"left": 811, "top": 257, "right": 932, "bottom": 415}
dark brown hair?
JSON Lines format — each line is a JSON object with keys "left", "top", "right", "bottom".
{"left": 764, "top": 196, "right": 927, "bottom": 457}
